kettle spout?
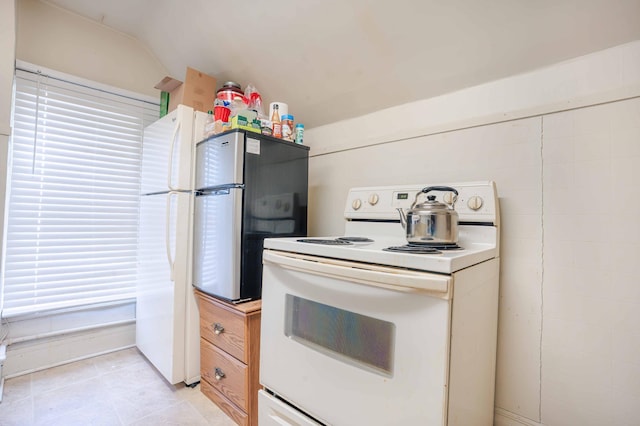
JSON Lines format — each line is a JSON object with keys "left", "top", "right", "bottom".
{"left": 397, "top": 208, "right": 407, "bottom": 229}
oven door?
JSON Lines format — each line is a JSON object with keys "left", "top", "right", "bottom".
{"left": 259, "top": 249, "right": 453, "bottom": 426}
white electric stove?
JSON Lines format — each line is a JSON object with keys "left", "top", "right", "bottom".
{"left": 265, "top": 181, "right": 499, "bottom": 272}
{"left": 259, "top": 181, "right": 501, "bottom": 426}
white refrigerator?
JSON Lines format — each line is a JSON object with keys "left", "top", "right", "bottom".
{"left": 137, "top": 104, "right": 208, "bottom": 385}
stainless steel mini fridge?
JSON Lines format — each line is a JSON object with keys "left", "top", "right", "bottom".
{"left": 192, "top": 129, "right": 309, "bottom": 302}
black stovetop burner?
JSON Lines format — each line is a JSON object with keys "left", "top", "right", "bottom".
{"left": 297, "top": 238, "right": 354, "bottom": 245}
{"left": 409, "top": 242, "right": 463, "bottom": 250}
{"left": 383, "top": 243, "right": 464, "bottom": 254}
{"left": 383, "top": 245, "right": 442, "bottom": 254}
{"left": 337, "top": 237, "right": 374, "bottom": 243}
{"left": 296, "top": 237, "right": 375, "bottom": 246}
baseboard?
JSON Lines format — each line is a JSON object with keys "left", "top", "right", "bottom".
{"left": 3, "top": 322, "right": 135, "bottom": 378}
{"left": 495, "top": 407, "right": 543, "bottom": 426}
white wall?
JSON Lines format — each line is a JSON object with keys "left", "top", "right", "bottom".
{"left": 0, "top": 1, "right": 16, "bottom": 135}
{"left": 305, "top": 41, "right": 640, "bottom": 424}
{"left": 16, "top": 0, "right": 168, "bottom": 97}
{"left": 540, "top": 99, "right": 640, "bottom": 425}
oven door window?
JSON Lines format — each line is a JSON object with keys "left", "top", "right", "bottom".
{"left": 284, "top": 294, "right": 395, "bottom": 376}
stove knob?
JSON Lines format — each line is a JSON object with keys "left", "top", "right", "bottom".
{"left": 368, "top": 193, "right": 379, "bottom": 206}
{"left": 443, "top": 192, "right": 456, "bottom": 205}
{"left": 467, "top": 196, "right": 484, "bottom": 211}
{"left": 352, "top": 199, "right": 362, "bottom": 210}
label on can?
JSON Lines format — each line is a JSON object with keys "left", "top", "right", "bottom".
{"left": 295, "top": 126, "right": 304, "bottom": 144}
{"left": 282, "top": 122, "right": 293, "bottom": 141}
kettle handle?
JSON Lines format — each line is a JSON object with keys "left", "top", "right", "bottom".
{"left": 415, "top": 186, "right": 459, "bottom": 208}
{"left": 421, "top": 186, "right": 459, "bottom": 196}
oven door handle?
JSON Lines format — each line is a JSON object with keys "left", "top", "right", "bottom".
{"left": 263, "top": 250, "right": 451, "bottom": 297}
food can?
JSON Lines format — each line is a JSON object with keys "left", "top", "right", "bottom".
{"left": 281, "top": 114, "right": 294, "bottom": 141}
{"left": 295, "top": 123, "right": 304, "bottom": 144}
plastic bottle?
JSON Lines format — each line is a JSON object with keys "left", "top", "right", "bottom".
{"left": 281, "top": 114, "right": 294, "bottom": 141}
{"left": 203, "top": 110, "right": 215, "bottom": 138}
{"left": 294, "top": 123, "right": 304, "bottom": 144}
{"left": 271, "top": 105, "right": 282, "bottom": 138}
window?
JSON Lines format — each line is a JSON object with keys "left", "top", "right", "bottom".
{"left": 1, "top": 65, "right": 158, "bottom": 318}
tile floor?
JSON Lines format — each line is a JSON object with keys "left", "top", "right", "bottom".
{"left": 0, "top": 348, "right": 236, "bottom": 426}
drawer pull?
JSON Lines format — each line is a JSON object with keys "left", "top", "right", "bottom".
{"left": 214, "top": 367, "right": 226, "bottom": 381}
{"left": 212, "top": 323, "right": 224, "bottom": 335}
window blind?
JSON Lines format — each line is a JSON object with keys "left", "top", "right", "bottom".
{"left": 1, "top": 68, "right": 159, "bottom": 318}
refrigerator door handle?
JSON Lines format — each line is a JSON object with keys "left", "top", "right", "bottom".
{"left": 165, "top": 191, "right": 176, "bottom": 281}
{"left": 195, "top": 183, "right": 244, "bottom": 196}
{"left": 167, "top": 120, "right": 181, "bottom": 191}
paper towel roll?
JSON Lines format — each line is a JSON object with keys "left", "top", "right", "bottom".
{"left": 269, "top": 102, "right": 288, "bottom": 120}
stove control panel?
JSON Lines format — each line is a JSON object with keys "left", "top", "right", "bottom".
{"left": 344, "top": 181, "right": 498, "bottom": 224}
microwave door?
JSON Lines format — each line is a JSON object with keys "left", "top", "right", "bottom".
{"left": 192, "top": 187, "right": 243, "bottom": 300}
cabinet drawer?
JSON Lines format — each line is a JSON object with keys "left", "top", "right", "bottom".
{"left": 199, "top": 298, "right": 247, "bottom": 361}
{"left": 201, "top": 379, "right": 249, "bottom": 426}
{"left": 201, "top": 338, "right": 248, "bottom": 411}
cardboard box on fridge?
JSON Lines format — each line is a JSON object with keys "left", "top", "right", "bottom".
{"left": 154, "top": 67, "right": 217, "bottom": 114}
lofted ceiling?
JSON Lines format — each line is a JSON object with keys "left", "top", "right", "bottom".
{"left": 46, "top": 0, "right": 640, "bottom": 129}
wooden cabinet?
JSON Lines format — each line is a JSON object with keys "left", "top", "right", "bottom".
{"left": 196, "top": 290, "right": 261, "bottom": 426}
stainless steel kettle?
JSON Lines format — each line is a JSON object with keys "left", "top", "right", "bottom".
{"left": 397, "top": 186, "right": 459, "bottom": 244}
